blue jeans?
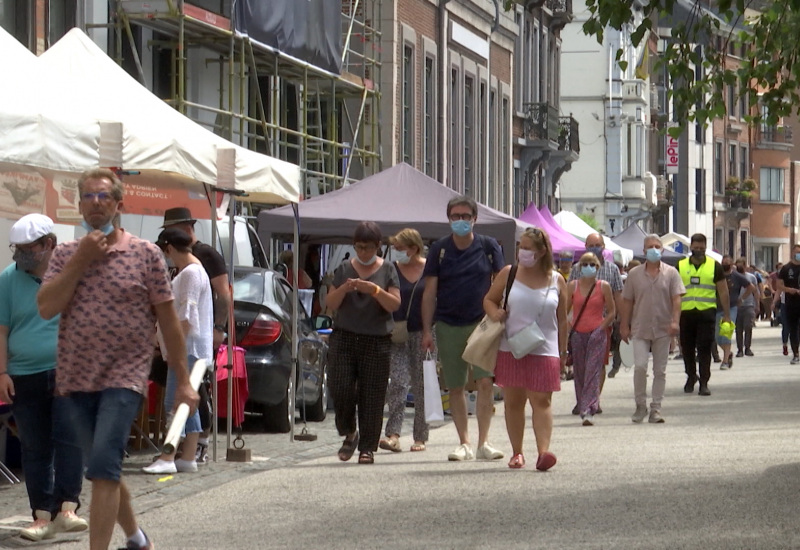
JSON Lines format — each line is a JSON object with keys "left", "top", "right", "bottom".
{"left": 63, "top": 388, "right": 142, "bottom": 482}
{"left": 164, "top": 355, "right": 202, "bottom": 437}
{"left": 11, "top": 370, "right": 84, "bottom": 517}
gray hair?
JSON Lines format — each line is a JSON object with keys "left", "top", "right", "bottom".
{"left": 643, "top": 234, "right": 662, "bottom": 248}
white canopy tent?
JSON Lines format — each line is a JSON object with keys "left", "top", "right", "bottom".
{"left": 552, "top": 210, "right": 633, "bottom": 264}
{"left": 661, "top": 231, "right": 722, "bottom": 262}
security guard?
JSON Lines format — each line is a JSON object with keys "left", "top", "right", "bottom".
{"left": 677, "top": 233, "right": 730, "bottom": 396}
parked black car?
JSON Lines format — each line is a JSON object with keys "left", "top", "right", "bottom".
{"left": 231, "top": 267, "right": 330, "bottom": 433}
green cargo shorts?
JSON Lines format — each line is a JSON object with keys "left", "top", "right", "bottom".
{"left": 436, "top": 321, "right": 493, "bottom": 390}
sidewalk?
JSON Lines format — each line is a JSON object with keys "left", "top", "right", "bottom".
{"left": 0, "top": 320, "right": 790, "bottom": 547}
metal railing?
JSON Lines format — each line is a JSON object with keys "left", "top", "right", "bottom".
{"left": 757, "top": 125, "right": 793, "bottom": 145}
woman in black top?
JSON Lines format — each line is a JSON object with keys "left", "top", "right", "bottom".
{"left": 325, "top": 222, "right": 400, "bottom": 463}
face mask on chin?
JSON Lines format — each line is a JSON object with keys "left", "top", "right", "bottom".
{"left": 81, "top": 220, "right": 115, "bottom": 236}
{"left": 356, "top": 254, "right": 377, "bottom": 266}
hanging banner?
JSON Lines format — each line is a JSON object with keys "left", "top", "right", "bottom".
{"left": 666, "top": 126, "right": 679, "bottom": 174}
{"left": 234, "top": 0, "right": 343, "bottom": 75}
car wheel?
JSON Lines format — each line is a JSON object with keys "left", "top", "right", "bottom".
{"left": 302, "top": 366, "right": 328, "bottom": 422}
{"left": 262, "top": 376, "right": 294, "bottom": 433}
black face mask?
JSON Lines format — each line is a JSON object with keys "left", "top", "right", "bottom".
{"left": 691, "top": 250, "right": 705, "bottom": 259}
{"left": 736, "top": 265, "right": 745, "bottom": 273}
{"left": 722, "top": 265, "right": 732, "bottom": 273}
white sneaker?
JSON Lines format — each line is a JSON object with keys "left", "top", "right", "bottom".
{"left": 19, "top": 510, "right": 53, "bottom": 541}
{"left": 175, "top": 458, "right": 198, "bottom": 473}
{"left": 49, "top": 502, "right": 88, "bottom": 534}
{"left": 142, "top": 459, "right": 177, "bottom": 474}
{"left": 447, "top": 444, "right": 475, "bottom": 461}
{"left": 631, "top": 404, "right": 648, "bottom": 423}
{"left": 475, "top": 442, "right": 504, "bottom": 460}
{"left": 582, "top": 415, "right": 595, "bottom": 426}
{"left": 648, "top": 409, "right": 666, "bottom": 424}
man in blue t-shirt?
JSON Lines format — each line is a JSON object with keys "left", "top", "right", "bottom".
{"left": 0, "top": 214, "right": 86, "bottom": 541}
{"left": 421, "top": 196, "right": 505, "bottom": 462}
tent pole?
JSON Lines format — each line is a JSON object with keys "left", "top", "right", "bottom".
{"left": 226, "top": 196, "right": 235, "bottom": 455}
{"left": 290, "top": 204, "right": 300, "bottom": 441}
{"left": 210, "top": 187, "right": 219, "bottom": 463}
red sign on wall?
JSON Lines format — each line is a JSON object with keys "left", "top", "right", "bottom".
{"left": 666, "top": 131, "right": 679, "bottom": 174}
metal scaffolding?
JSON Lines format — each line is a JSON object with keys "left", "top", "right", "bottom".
{"left": 112, "top": 0, "right": 383, "bottom": 197}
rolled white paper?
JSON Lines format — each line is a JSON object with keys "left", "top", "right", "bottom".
{"left": 162, "top": 358, "right": 207, "bottom": 455}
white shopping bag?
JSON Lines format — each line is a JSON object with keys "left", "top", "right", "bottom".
{"left": 423, "top": 351, "right": 444, "bottom": 422}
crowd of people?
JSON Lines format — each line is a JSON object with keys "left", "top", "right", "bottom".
{"left": 1, "top": 173, "right": 792, "bottom": 546}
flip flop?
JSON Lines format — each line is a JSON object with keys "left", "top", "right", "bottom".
{"left": 536, "top": 451, "right": 557, "bottom": 472}
{"left": 410, "top": 442, "right": 426, "bottom": 452}
{"left": 379, "top": 437, "right": 402, "bottom": 452}
{"left": 337, "top": 432, "right": 359, "bottom": 462}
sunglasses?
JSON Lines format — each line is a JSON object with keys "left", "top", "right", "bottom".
{"left": 581, "top": 263, "right": 598, "bottom": 268}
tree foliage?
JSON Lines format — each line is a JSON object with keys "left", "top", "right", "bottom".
{"left": 505, "top": 0, "right": 800, "bottom": 135}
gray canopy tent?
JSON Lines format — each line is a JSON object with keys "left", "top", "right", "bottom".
{"left": 258, "top": 162, "right": 530, "bottom": 264}
{"left": 611, "top": 223, "right": 685, "bottom": 266}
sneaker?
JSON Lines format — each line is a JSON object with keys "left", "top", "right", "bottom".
{"left": 745, "top": 349, "right": 754, "bottom": 357}
{"left": 475, "top": 442, "right": 504, "bottom": 460}
{"left": 684, "top": 379, "right": 696, "bottom": 393}
{"left": 735, "top": 350, "right": 744, "bottom": 358}
{"left": 571, "top": 405, "right": 580, "bottom": 415}
{"left": 698, "top": 384, "right": 711, "bottom": 396}
{"left": 49, "top": 502, "right": 88, "bottom": 534}
{"left": 648, "top": 409, "right": 665, "bottom": 423}
{"left": 582, "top": 415, "right": 594, "bottom": 426}
{"left": 118, "top": 530, "right": 154, "bottom": 550}
{"left": 792, "top": 355, "right": 800, "bottom": 365}
{"left": 174, "top": 458, "right": 198, "bottom": 473}
{"left": 783, "top": 344, "right": 788, "bottom": 356}
{"left": 607, "top": 366, "right": 619, "bottom": 378}
{"left": 674, "top": 354, "right": 683, "bottom": 360}
{"left": 142, "top": 459, "right": 177, "bottom": 474}
{"left": 712, "top": 354, "right": 722, "bottom": 363}
{"left": 720, "top": 362, "right": 730, "bottom": 370}
{"left": 447, "top": 444, "right": 474, "bottom": 461}
{"left": 195, "top": 440, "right": 209, "bottom": 463}
{"left": 631, "top": 404, "right": 648, "bottom": 423}
{"left": 19, "top": 510, "right": 53, "bottom": 541}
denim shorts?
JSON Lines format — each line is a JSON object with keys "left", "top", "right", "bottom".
{"left": 164, "top": 354, "right": 202, "bottom": 437}
{"left": 63, "top": 388, "right": 143, "bottom": 482}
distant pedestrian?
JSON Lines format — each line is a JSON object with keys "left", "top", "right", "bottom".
{"left": 717, "top": 255, "right": 755, "bottom": 370}
{"left": 0, "top": 214, "right": 87, "bottom": 541}
{"left": 677, "top": 233, "right": 730, "bottom": 396}
{"left": 421, "top": 195, "right": 506, "bottom": 462}
{"left": 776, "top": 246, "right": 800, "bottom": 364}
{"left": 279, "top": 249, "right": 312, "bottom": 289}
{"left": 483, "top": 227, "right": 566, "bottom": 470}
{"left": 568, "top": 233, "right": 623, "bottom": 396}
{"left": 326, "top": 222, "right": 401, "bottom": 464}
{"left": 619, "top": 235, "right": 685, "bottom": 424}
{"left": 557, "top": 251, "right": 573, "bottom": 281}
{"left": 380, "top": 228, "right": 429, "bottom": 453}
{"left": 565, "top": 252, "right": 615, "bottom": 426}
{"left": 37, "top": 168, "right": 198, "bottom": 550}
{"left": 734, "top": 258, "right": 759, "bottom": 357}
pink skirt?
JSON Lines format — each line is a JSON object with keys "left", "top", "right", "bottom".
{"left": 494, "top": 351, "right": 561, "bottom": 393}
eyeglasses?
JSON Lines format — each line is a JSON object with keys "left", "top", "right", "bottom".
{"left": 81, "top": 192, "right": 115, "bottom": 202}
{"left": 9, "top": 241, "right": 44, "bottom": 254}
{"left": 354, "top": 243, "right": 377, "bottom": 252}
{"left": 449, "top": 213, "right": 474, "bottom": 222}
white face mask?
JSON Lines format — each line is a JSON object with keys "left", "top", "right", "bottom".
{"left": 393, "top": 250, "right": 411, "bottom": 264}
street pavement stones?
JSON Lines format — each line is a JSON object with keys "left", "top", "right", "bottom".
{"left": 4, "top": 322, "right": 800, "bottom": 548}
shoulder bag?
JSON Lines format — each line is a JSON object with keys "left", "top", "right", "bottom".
{"left": 461, "top": 265, "right": 518, "bottom": 373}
{"left": 506, "top": 274, "right": 554, "bottom": 359}
{"left": 391, "top": 265, "right": 420, "bottom": 344}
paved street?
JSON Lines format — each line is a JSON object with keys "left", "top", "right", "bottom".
{"left": 2, "top": 322, "right": 800, "bottom": 549}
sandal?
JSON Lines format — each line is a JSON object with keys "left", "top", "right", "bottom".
{"left": 358, "top": 451, "right": 374, "bottom": 464}
{"left": 536, "top": 451, "right": 557, "bottom": 472}
{"left": 379, "top": 437, "right": 402, "bottom": 453}
{"left": 337, "top": 432, "right": 359, "bottom": 462}
{"left": 508, "top": 453, "right": 525, "bottom": 469}
{"left": 410, "top": 442, "right": 426, "bottom": 452}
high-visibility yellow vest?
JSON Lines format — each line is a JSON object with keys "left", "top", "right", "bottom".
{"left": 678, "top": 256, "right": 717, "bottom": 311}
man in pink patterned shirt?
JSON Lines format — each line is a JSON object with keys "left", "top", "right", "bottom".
{"left": 38, "top": 168, "right": 199, "bottom": 550}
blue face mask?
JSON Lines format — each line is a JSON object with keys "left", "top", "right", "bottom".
{"left": 451, "top": 220, "right": 472, "bottom": 237}
{"left": 646, "top": 248, "right": 662, "bottom": 262}
{"left": 795, "top": 253, "right": 800, "bottom": 262}
{"left": 587, "top": 246, "right": 603, "bottom": 259}
{"left": 581, "top": 265, "right": 597, "bottom": 278}
{"left": 81, "top": 220, "right": 115, "bottom": 236}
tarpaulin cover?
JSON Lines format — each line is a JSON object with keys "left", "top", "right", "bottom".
{"left": 235, "top": 0, "right": 343, "bottom": 74}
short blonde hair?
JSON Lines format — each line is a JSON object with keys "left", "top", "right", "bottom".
{"left": 578, "top": 252, "right": 600, "bottom": 267}
{"left": 389, "top": 228, "right": 424, "bottom": 256}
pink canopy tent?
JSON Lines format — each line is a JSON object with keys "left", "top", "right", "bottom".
{"left": 519, "top": 203, "right": 611, "bottom": 261}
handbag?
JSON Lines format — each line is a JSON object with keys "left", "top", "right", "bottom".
{"left": 565, "top": 280, "right": 597, "bottom": 368}
{"left": 391, "top": 269, "right": 420, "bottom": 344}
{"left": 506, "top": 280, "right": 552, "bottom": 359}
{"left": 461, "top": 265, "right": 518, "bottom": 373}
{"left": 422, "top": 351, "right": 444, "bottom": 422}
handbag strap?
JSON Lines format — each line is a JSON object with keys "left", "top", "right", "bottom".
{"left": 397, "top": 261, "right": 421, "bottom": 320}
{"left": 502, "top": 265, "right": 519, "bottom": 311}
{"left": 569, "top": 280, "right": 597, "bottom": 340}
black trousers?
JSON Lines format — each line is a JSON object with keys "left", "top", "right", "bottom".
{"left": 328, "top": 329, "right": 391, "bottom": 453}
{"left": 784, "top": 304, "right": 800, "bottom": 355}
{"left": 679, "top": 308, "right": 715, "bottom": 385}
